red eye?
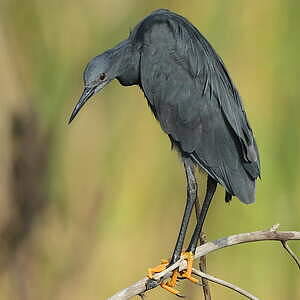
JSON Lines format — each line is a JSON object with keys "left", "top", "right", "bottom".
{"left": 99, "top": 73, "right": 106, "bottom": 81}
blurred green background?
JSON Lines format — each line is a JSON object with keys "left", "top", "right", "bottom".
{"left": 0, "top": 0, "right": 299, "bottom": 299}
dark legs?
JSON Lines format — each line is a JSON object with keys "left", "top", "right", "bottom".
{"left": 147, "top": 161, "right": 217, "bottom": 296}
{"left": 170, "top": 167, "right": 217, "bottom": 264}
{"left": 169, "top": 158, "right": 198, "bottom": 265}
{"left": 187, "top": 175, "right": 217, "bottom": 253}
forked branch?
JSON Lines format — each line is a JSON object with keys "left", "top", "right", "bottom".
{"left": 107, "top": 226, "right": 300, "bottom": 300}
{"left": 192, "top": 268, "right": 259, "bottom": 300}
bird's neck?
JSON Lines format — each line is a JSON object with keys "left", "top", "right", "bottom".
{"left": 113, "top": 40, "right": 140, "bottom": 86}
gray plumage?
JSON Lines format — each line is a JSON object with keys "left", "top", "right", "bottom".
{"left": 70, "top": 9, "right": 260, "bottom": 203}
{"left": 69, "top": 9, "right": 260, "bottom": 265}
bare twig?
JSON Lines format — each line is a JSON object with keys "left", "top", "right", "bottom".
{"left": 192, "top": 268, "right": 259, "bottom": 300}
{"left": 199, "top": 233, "right": 211, "bottom": 300}
{"left": 270, "top": 223, "right": 280, "bottom": 232}
{"left": 195, "top": 185, "right": 211, "bottom": 299}
{"left": 281, "top": 241, "right": 300, "bottom": 270}
{"left": 107, "top": 227, "right": 300, "bottom": 300}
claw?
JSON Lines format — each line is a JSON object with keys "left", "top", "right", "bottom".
{"left": 180, "top": 252, "right": 199, "bottom": 283}
{"left": 147, "top": 253, "right": 198, "bottom": 297}
{"left": 148, "top": 259, "right": 168, "bottom": 278}
{"left": 161, "top": 270, "right": 185, "bottom": 297}
{"left": 148, "top": 260, "right": 183, "bottom": 296}
{"left": 168, "top": 269, "right": 180, "bottom": 287}
{"left": 161, "top": 282, "right": 182, "bottom": 297}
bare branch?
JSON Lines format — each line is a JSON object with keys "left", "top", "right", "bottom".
{"left": 281, "top": 241, "right": 300, "bottom": 270}
{"left": 192, "top": 268, "right": 259, "bottom": 300}
{"left": 199, "top": 233, "right": 211, "bottom": 300}
{"left": 107, "top": 227, "right": 300, "bottom": 300}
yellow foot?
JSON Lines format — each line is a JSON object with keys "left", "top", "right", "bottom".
{"left": 180, "top": 252, "right": 199, "bottom": 283}
{"left": 147, "top": 253, "right": 198, "bottom": 297}
{"left": 161, "top": 269, "right": 181, "bottom": 295}
{"left": 148, "top": 259, "right": 168, "bottom": 279}
{"left": 161, "top": 282, "right": 181, "bottom": 296}
{"left": 148, "top": 260, "right": 183, "bottom": 296}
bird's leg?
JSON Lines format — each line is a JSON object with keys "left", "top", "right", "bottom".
{"left": 181, "top": 176, "right": 217, "bottom": 280}
{"left": 169, "top": 158, "right": 198, "bottom": 265}
{"left": 163, "top": 158, "right": 198, "bottom": 292}
{"left": 187, "top": 175, "right": 217, "bottom": 253}
{"left": 147, "top": 158, "right": 198, "bottom": 296}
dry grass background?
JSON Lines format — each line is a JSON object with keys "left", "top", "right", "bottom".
{"left": 0, "top": 0, "right": 299, "bottom": 299}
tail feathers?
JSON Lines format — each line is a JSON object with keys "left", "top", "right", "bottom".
{"left": 233, "top": 178, "right": 256, "bottom": 204}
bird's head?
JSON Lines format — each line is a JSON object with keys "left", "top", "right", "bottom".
{"left": 68, "top": 40, "right": 138, "bottom": 124}
{"left": 69, "top": 51, "right": 119, "bottom": 124}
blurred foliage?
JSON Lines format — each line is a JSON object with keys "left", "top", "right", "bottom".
{"left": 0, "top": 0, "right": 299, "bottom": 299}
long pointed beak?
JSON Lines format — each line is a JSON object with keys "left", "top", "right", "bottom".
{"left": 68, "top": 87, "right": 95, "bottom": 124}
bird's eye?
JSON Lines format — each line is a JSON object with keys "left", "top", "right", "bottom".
{"left": 99, "top": 73, "right": 106, "bottom": 81}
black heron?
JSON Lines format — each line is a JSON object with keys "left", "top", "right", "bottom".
{"left": 69, "top": 9, "right": 260, "bottom": 295}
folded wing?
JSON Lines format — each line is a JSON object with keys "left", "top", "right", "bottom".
{"left": 131, "top": 9, "right": 260, "bottom": 203}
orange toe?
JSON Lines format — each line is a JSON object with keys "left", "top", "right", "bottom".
{"left": 148, "top": 259, "right": 168, "bottom": 278}
{"left": 161, "top": 282, "right": 181, "bottom": 296}
{"left": 180, "top": 252, "right": 199, "bottom": 283}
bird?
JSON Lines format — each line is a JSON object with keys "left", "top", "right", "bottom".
{"left": 69, "top": 9, "right": 260, "bottom": 296}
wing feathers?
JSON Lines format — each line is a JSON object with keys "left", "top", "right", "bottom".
{"left": 131, "top": 10, "right": 260, "bottom": 203}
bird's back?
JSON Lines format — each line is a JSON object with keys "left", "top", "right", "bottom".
{"left": 130, "top": 9, "right": 260, "bottom": 203}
